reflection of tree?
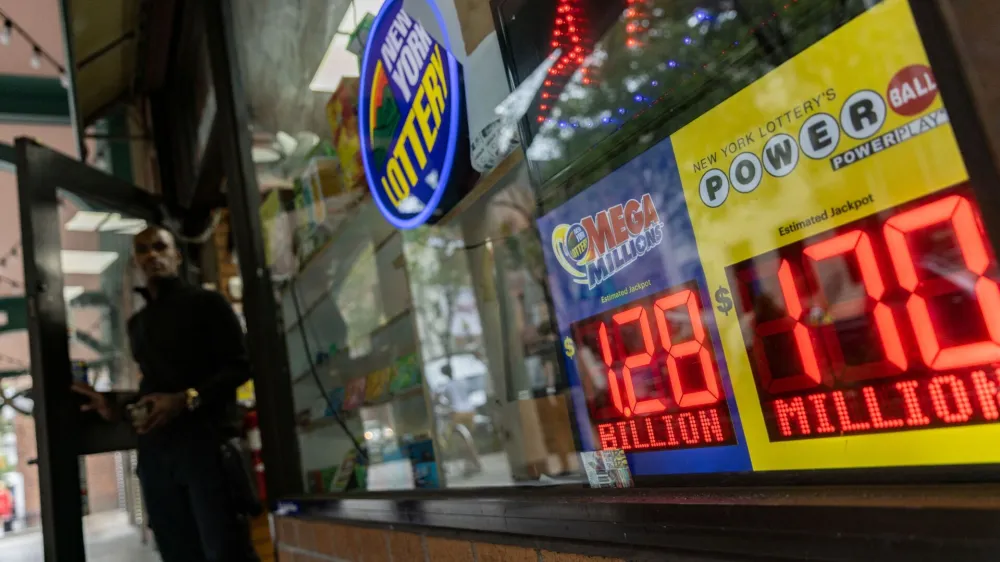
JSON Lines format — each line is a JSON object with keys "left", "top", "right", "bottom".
{"left": 490, "top": 186, "right": 553, "bottom": 315}
{"left": 405, "top": 227, "right": 476, "bottom": 375}
{"left": 487, "top": 185, "right": 562, "bottom": 366}
{"left": 531, "top": 0, "right": 877, "bottom": 182}
{"left": 336, "top": 243, "right": 383, "bottom": 349}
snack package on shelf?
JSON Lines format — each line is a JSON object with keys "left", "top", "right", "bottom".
{"left": 323, "top": 387, "right": 346, "bottom": 418}
{"left": 406, "top": 438, "right": 439, "bottom": 489}
{"left": 306, "top": 470, "right": 325, "bottom": 494}
{"left": 389, "top": 354, "right": 422, "bottom": 394}
{"left": 364, "top": 368, "right": 392, "bottom": 404}
{"left": 326, "top": 78, "right": 366, "bottom": 195}
{"left": 330, "top": 450, "right": 358, "bottom": 492}
{"left": 343, "top": 377, "right": 367, "bottom": 411}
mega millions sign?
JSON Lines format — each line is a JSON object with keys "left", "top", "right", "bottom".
{"left": 359, "top": 0, "right": 468, "bottom": 229}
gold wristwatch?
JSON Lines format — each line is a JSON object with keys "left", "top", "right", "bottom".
{"left": 185, "top": 388, "right": 201, "bottom": 411}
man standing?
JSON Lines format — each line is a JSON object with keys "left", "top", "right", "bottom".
{"left": 72, "top": 226, "right": 259, "bottom": 562}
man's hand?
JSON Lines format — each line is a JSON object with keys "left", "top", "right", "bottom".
{"left": 134, "top": 392, "right": 187, "bottom": 434}
{"left": 70, "top": 382, "right": 114, "bottom": 421}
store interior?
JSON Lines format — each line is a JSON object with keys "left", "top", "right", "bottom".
{"left": 221, "top": 0, "right": 580, "bottom": 492}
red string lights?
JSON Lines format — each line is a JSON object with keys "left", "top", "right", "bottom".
{"left": 537, "top": 0, "right": 590, "bottom": 123}
{"left": 624, "top": 0, "right": 652, "bottom": 50}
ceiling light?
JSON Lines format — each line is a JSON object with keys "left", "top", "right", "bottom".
{"left": 309, "top": 34, "right": 358, "bottom": 93}
{"left": 252, "top": 146, "right": 282, "bottom": 164}
{"left": 65, "top": 211, "right": 110, "bottom": 232}
{"left": 63, "top": 286, "right": 84, "bottom": 301}
{"left": 98, "top": 214, "right": 146, "bottom": 234}
{"left": 60, "top": 250, "right": 118, "bottom": 275}
{"left": 30, "top": 46, "right": 41, "bottom": 69}
{"left": 308, "top": 0, "right": 385, "bottom": 93}
{"left": 0, "top": 20, "right": 11, "bottom": 46}
{"left": 65, "top": 211, "right": 146, "bottom": 234}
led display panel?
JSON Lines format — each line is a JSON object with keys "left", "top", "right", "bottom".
{"left": 727, "top": 186, "right": 1000, "bottom": 442}
{"left": 570, "top": 281, "right": 738, "bottom": 452}
{"left": 537, "top": 134, "right": 752, "bottom": 476}
{"left": 538, "top": 0, "right": 999, "bottom": 476}
{"left": 669, "top": 0, "right": 1000, "bottom": 471}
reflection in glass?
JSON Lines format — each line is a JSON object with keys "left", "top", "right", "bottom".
{"left": 56, "top": 192, "right": 146, "bottom": 393}
{"left": 405, "top": 226, "right": 512, "bottom": 487}
{"left": 500, "top": 0, "right": 880, "bottom": 186}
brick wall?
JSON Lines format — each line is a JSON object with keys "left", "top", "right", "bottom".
{"left": 275, "top": 517, "right": 627, "bottom": 562}
{"left": 12, "top": 409, "right": 39, "bottom": 526}
{"left": 83, "top": 452, "right": 122, "bottom": 514}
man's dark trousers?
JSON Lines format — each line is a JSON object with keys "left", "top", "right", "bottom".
{"left": 138, "top": 435, "right": 259, "bottom": 562}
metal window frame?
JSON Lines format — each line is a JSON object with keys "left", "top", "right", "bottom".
{"left": 15, "top": 138, "right": 165, "bottom": 562}
{"left": 203, "top": 0, "right": 304, "bottom": 502}
{"left": 193, "top": 1, "right": 1000, "bottom": 557}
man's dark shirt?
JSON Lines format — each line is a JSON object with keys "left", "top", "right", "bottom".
{"left": 125, "top": 277, "right": 251, "bottom": 447}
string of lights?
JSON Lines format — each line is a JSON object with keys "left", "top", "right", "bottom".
{"left": 624, "top": 0, "right": 653, "bottom": 50}
{"left": 533, "top": 1, "right": 807, "bottom": 132}
{"left": 537, "top": 0, "right": 591, "bottom": 123}
{"left": 0, "top": 352, "right": 26, "bottom": 368}
{"left": 0, "top": 240, "right": 18, "bottom": 269}
{"left": 0, "top": 240, "right": 22, "bottom": 290}
{"left": 0, "top": 7, "right": 68, "bottom": 86}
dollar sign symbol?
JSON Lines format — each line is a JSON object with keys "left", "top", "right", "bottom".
{"left": 715, "top": 286, "right": 734, "bottom": 316}
{"left": 564, "top": 337, "right": 576, "bottom": 358}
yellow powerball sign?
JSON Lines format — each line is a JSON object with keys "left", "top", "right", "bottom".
{"left": 671, "top": 0, "right": 1000, "bottom": 471}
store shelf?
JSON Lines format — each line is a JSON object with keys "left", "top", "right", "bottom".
{"left": 290, "top": 306, "right": 416, "bottom": 385}
{"left": 367, "top": 384, "right": 425, "bottom": 407}
{"left": 297, "top": 412, "right": 358, "bottom": 434}
{"left": 297, "top": 385, "right": 425, "bottom": 435}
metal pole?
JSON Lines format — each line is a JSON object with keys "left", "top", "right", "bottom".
{"left": 203, "top": 0, "right": 304, "bottom": 501}
{"left": 56, "top": 0, "right": 85, "bottom": 159}
{"left": 15, "top": 138, "right": 86, "bottom": 561}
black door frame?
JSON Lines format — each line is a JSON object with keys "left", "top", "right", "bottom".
{"left": 15, "top": 138, "right": 164, "bottom": 562}
{"left": 204, "top": 0, "right": 304, "bottom": 501}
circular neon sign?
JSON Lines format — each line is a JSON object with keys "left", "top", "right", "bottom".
{"left": 358, "top": 0, "right": 466, "bottom": 229}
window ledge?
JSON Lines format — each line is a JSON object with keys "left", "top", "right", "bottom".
{"left": 278, "top": 484, "right": 1000, "bottom": 560}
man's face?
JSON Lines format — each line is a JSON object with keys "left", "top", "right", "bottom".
{"left": 133, "top": 227, "right": 182, "bottom": 280}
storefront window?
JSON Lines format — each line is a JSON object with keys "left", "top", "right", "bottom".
{"left": 230, "top": 0, "right": 593, "bottom": 493}
{"left": 517, "top": 0, "right": 1000, "bottom": 479}
{"left": 236, "top": 0, "right": 998, "bottom": 495}
{"left": 266, "top": 172, "right": 583, "bottom": 490}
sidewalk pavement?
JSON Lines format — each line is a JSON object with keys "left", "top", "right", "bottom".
{"left": 0, "top": 510, "right": 159, "bottom": 562}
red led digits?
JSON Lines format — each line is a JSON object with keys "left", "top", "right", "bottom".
{"left": 574, "top": 281, "right": 736, "bottom": 452}
{"left": 597, "top": 323, "right": 627, "bottom": 417}
{"left": 654, "top": 289, "right": 721, "bottom": 407}
{"left": 598, "top": 289, "right": 723, "bottom": 418}
{"left": 728, "top": 188, "right": 1000, "bottom": 441}
{"left": 884, "top": 195, "right": 1000, "bottom": 370}
{"left": 611, "top": 306, "right": 665, "bottom": 416}
{"left": 804, "top": 230, "right": 907, "bottom": 380}
{"left": 971, "top": 370, "right": 1000, "bottom": 420}
{"left": 742, "top": 259, "right": 825, "bottom": 394}
{"left": 927, "top": 375, "right": 974, "bottom": 423}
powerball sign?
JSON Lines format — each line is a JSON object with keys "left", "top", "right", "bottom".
{"left": 671, "top": 0, "right": 1000, "bottom": 471}
{"left": 359, "top": 0, "right": 464, "bottom": 229}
